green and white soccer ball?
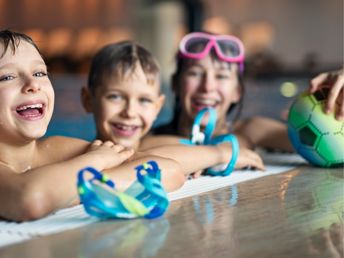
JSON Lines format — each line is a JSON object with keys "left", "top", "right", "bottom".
{"left": 287, "top": 86, "right": 344, "bottom": 167}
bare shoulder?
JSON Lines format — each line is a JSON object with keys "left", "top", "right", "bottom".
{"left": 140, "top": 135, "right": 184, "bottom": 150}
{"left": 37, "top": 136, "right": 91, "bottom": 164}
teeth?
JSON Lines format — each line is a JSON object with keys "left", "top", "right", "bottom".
{"left": 195, "top": 99, "right": 217, "bottom": 105}
{"left": 16, "top": 104, "right": 43, "bottom": 111}
{"left": 115, "top": 124, "right": 138, "bottom": 130}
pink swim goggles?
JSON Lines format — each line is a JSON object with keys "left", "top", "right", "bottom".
{"left": 179, "top": 32, "right": 245, "bottom": 73}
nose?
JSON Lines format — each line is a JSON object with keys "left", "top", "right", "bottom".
{"left": 200, "top": 73, "right": 216, "bottom": 93}
{"left": 21, "top": 76, "right": 41, "bottom": 94}
{"left": 120, "top": 100, "right": 138, "bottom": 119}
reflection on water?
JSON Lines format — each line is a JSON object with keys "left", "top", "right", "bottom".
{"left": 285, "top": 169, "right": 343, "bottom": 237}
{"left": 79, "top": 217, "right": 170, "bottom": 258}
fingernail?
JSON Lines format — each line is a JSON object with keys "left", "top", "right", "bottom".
{"left": 325, "top": 108, "right": 331, "bottom": 114}
{"left": 337, "top": 115, "right": 343, "bottom": 120}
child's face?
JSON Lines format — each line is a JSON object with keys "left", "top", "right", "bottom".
{"left": 0, "top": 42, "right": 54, "bottom": 143}
{"left": 84, "top": 62, "right": 165, "bottom": 150}
{"left": 176, "top": 54, "right": 241, "bottom": 126}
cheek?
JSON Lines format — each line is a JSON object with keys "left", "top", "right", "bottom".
{"left": 181, "top": 78, "right": 199, "bottom": 102}
{"left": 96, "top": 101, "right": 121, "bottom": 124}
{"left": 140, "top": 106, "right": 157, "bottom": 128}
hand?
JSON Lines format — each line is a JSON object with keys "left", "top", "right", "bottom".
{"left": 307, "top": 223, "right": 343, "bottom": 258}
{"left": 235, "top": 148, "right": 267, "bottom": 171}
{"left": 192, "top": 170, "right": 203, "bottom": 179}
{"left": 217, "top": 142, "right": 266, "bottom": 171}
{"left": 310, "top": 67, "right": 344, "bottom": 120}
{"left": 86, "top": 140, "right": 134, "bottom": 170}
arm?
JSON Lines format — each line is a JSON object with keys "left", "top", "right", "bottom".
{"left": 0, "top": 141, "right": 134, "bottom": 222}
{"left": 309, "top": 67, "right": 344, "bottom": 120}
{"left": 233, "top": 117, "right": 295, "bottom": 152}
{"left": 143, "top": 138, "right": 266, "bottom": 176}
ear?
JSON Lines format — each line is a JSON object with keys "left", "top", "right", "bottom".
{"left": 81, "top": 86, "right": 93, "bottom": 113}
{"left": 155, "top": 94, "right": 166, "bottom": 117}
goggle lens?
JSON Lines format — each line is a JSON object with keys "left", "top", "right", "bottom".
{"left": 216, "top": 40, "right": 241, "bottom": 58}
{"left": 185, "top": 37, "right": 210, "bottom": 54}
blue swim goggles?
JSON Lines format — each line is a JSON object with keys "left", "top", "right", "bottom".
{"left": 179, "top": 107, "right": 239, "bottom": 176}
{"left": 77, "top": 161, "right": 169, "bottom": 219}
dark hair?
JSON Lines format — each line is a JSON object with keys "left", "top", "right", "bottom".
{"left": 0, "top": 29, "right": 41, "bottom": 58}
{"left": 88, "top": 41, "right": 160, "bottom": 93}
{"left": 172, "top": 35, "right": 245, "bottom": 122}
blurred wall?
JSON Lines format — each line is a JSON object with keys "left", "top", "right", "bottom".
{"left": 201, "top": 0, "right": 343, "bottom": 70}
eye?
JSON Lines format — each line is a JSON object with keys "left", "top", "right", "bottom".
{"left": 0, "top": 76, "right": 14, "bottom": 81}
{"left": 33, "top": 72, "right": 47, "bottom": 77}
{"left": 216, "top": 73, "right": 230, "bottom": 80}
{"left": 140, "top": 98, "right": 152, "bottom": 103}
{"left": 107, "top": 94, "right": 122, "bottom": 100}
{"left": 187, "top": 71, "right": 201, "bottom": 77}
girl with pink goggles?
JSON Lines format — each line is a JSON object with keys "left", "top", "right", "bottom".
{"left": 178, "top": 32, "right": 245, "bottom": 73}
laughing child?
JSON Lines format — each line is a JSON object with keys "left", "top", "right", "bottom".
{"left": 81, "top": 41, "right": 266, "bottom": 177}
{"left": 0, "top": 30, "right": 185, "bottom": 222}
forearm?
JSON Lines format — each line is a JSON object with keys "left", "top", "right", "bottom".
{"left": 105, "top": 155, "right": 184, "bottom": 192}
{"left": 234, "top": 117, "right": 295, "bottom": 152}
{"left": 144, "top": 145, "right": 223, "bottom": 176}
{"left": 3, "top": 153, "right": 105, "bottom": 221}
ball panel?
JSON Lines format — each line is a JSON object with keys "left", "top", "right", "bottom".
{"left": 317, "top": 133, "right": 344, "bottom": 165}
{"left": 309, "top": 101, "right": 343, "bottom": 135}
{"left": 298, "top": 125, "right": 320, "bottom": 147}
{"left": 288, "top": 91, "right": 314, "bottom": 129}
{"left": 298, "top": 145, "right": 327, "bottom": 167}
{"left": 288, "top": 124, "right": 301, "bottom": 152}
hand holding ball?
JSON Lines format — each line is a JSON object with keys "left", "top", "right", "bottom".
{"left": 287, "top": 85, "right": 344, "bottom": 167}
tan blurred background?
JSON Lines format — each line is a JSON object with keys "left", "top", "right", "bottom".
{"left": 1, "top": 0, "right": 342, "bottom": 140}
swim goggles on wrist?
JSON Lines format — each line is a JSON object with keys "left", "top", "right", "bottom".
{"left": 179, "top": 107, "right": 239, "bottom": 176}
{"left": 179, "top": 32, "right": 245, "bottom": 73}
{"left": 77, "top": 161, "right": 169, "bottom": 219}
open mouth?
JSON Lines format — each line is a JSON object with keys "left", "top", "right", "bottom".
{"left": 111, "top": 123, "right": 140, "bottom": 136}
{"left": 191, "top": 98, "right": 219, "bottom": 111}
{"left": 15, "top": 103, "right": 45, "bottom": 120}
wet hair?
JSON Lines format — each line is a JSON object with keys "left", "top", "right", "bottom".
{"left": 0, "top": 29, "right": 42, "bottom": 58}
{"left": 88, "top": 41, "right": 160, "bottom": 94}
{"left": 172, "top": 33, "right": 245, "bottom": 121}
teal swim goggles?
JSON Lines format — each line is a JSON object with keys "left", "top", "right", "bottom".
{"left": 77, "top": 161, "right": 169, "bottom": 219}
{"left": 180, "top": 107, "right": 239, "bottom": 176}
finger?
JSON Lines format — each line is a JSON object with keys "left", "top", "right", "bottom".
{"left": 91, "top": 139, "right": 103, "bottom": 146}
{"left": 310, "top": 73, "right": 328, "bottom": 93}
{"left": 117, "top": 149, "right": 134, "bottom": 162}
{"left": 320, "top": 228, "right": 340, "bottom": 256}
{"left": 337, "top": 103, "right": 344, "bottom": 121}
{"left": 329, "top": 223, "right": 344, "bottom": 253}
{"left": 325, "top": 74, "right": 344, "bottom": 115}
{"left": 103, "top": 141, "right": 115, "bottom": 147}
{"left": 192, "top": 171, "right": 202, "bottom": 179}
{"left": 112, "top": 144, "right": 125, "bottom": 152}
{"left": 247, "top": 151, "right": 267, "bottom": 171}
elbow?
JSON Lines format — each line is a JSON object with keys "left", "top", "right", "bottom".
{"left": 164, "top": 160, "right": 185, "bottom": 192}
{"left": 17, "top": 186, "right": 52, "bottom": 222}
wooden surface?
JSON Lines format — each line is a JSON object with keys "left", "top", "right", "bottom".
{"left": 0, "top": 166, "right": 343, "bottom": 258}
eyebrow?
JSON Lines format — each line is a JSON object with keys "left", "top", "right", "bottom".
{"left": 0, "top": 60, "right": 46, "bottom": 71}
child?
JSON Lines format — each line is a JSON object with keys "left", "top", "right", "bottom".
{"left": 150, "top": 32, "right": 295, "bottom": 154}
{"left": 0, "top": 30, "right": 185, "bottom": 222}
{"left": 81, "top": 41, "right": 266, "bottom": 177}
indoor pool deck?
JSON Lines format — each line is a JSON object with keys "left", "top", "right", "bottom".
{"left": 0, "top": 166, "right": 343, "bottom": 258}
